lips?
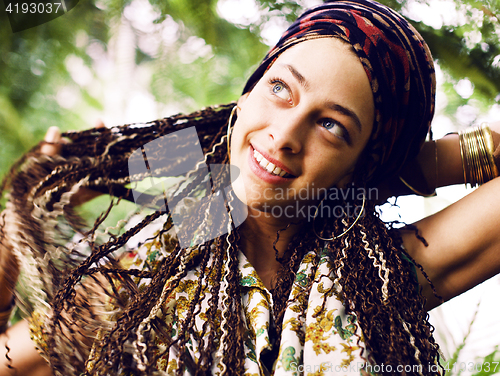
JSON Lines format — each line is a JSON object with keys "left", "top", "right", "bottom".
{"left": 251, "top": 147, "right": 295, "bottom": 178}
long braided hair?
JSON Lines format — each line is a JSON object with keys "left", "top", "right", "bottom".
{"left": 1, "top": 103, "right": 442, "bottom": 375}
{"left": 1, "top": 0, "right": 444, "bottom": 374}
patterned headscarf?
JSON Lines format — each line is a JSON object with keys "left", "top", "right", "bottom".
{"left": 243, "top": 0, "right": 436, "bottom": 186}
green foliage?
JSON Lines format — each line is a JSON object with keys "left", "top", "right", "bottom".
{"left": 257, "top": 0, "right": 304, "bottom": 22}
{"left": 145, "top": 0, "right": 269, "bottom": 109}
{"left": 0, "top": 0, "right": 109, "bottom": 176}
{"left": 441, "top": 300, "right": 480, "bottom": 375}
{"left": 381, "top": 0, "right": 500, "bottom": 123}
{"left": 442, "top": 347, "right": 500, "bottom": 376}
{"left": 417, "top": 20, "right": 500, "bottom": 101}
{"left": 1, "top": 0, "right": 499, "bottom": 175}
{"left": 439, "top": 300, "right": 500, "bottom": 376}
{"left": 471, "top": 348, "right": 500, "bottom": 376}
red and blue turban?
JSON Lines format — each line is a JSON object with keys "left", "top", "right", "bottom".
{"left": 243, "top": 0, "right": 436, "bottom": 186}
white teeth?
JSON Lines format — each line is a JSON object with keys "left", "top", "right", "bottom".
{"left": 253, "top": 149, "right": 290, "bottom": 177}
{"left": 254, "top": 150, "right": 263, "bottom": 162}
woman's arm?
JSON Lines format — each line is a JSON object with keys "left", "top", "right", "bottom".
{"left": 0, "top": 126, "right": 63, "bottom": 323}
{"left": 402, "top": 176, "right": 500, "bottom": 310}
{"left": 0, "top": 213, "right": 52, "bottom": 375}
{"left": 400, "top": 121, "right": 500, "bottom": 310}
{"left": 0, "top": 128, "right": 63, "bottom": 375}
{"left": 0, "top": 124, "right": 104, "bottom": 374}
{"left": 0, "top": 321, "right": 52, "bottom": 376}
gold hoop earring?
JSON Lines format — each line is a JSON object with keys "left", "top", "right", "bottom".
{"left": 313, "top": 193, "right": 365, "bottom": 241}
{"left": 226, "top": 105, "right": 237, "bottom": 158}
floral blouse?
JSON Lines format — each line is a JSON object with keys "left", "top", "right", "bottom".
{"left": 119, "top": 234, "right": 370, "bottom": 376}
{"left": 30, "top": 232, "right": 372, "bottom": 376}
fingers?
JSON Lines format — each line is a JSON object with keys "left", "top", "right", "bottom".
{"left": 40, "top": 126, "right": 62, "bottom": 156}
{"left": 95, "top": 119, "right": 105, "bottom": 129}
{"left": 41, "top": 120, "right": 105, "bottom": 157}
{"left": 38, "top": 121, "right": 106, "bottom": 206}
{"left": 489, "top": 120, "right": 500, "bottom": 132}
{"left": 489, "top": 121, "right": 500, "bottom": 147}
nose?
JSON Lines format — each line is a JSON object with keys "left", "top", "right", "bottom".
{"left": 268, "top": 109, "right": 308, "bottom": 154}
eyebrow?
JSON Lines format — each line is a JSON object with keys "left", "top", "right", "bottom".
{"left": 282, "top": 63, "right": 363, "bottom": 134}
{"left": 326, "top": 103, "right": 363, "bottom": 134}
{"left": 284, "top": 64, "right": 309, "bottom": 90}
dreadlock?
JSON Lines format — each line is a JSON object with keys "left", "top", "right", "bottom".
{"left": 0, "top": 103, "right": 443, "bottom": 375}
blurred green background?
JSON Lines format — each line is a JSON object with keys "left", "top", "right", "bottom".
{"left": 1, "top": 0, "right": 499, "bottom": 178}
{"left": 1, "top": 0, "right": 500, "bottom": 370}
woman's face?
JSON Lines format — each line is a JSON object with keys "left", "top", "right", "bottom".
{"left": 230, "top": 38, "right": 374, "bottom": 217}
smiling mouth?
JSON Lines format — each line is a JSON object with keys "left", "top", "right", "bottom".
{"left": 253, "top": 149, "right": 294, "bottom": 178}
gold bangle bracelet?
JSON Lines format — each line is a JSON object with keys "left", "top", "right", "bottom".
{"left": 458, "top": 123, "right": 499, "bottom": 188}
{"left": 399, "top": 176, "right": 437, "bottom": 197}
{"left": 458, "top": 131, "right": 468, "bottom": 185}
{"left": 482, "top": 123, "right": 499, "bottom": 177}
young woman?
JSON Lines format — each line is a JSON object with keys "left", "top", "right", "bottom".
{"left": 1, "top": 0, "right": 499, "bottom": 375}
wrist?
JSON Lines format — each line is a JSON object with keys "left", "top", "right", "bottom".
{"left": 491, "top": 124, "right": 500, "bottom": 173}
{"left": 435, "top": 133, "right": 464, "bottom": 187}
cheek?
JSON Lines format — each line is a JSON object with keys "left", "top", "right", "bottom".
{"left": 306, "top": 150, "right": 359, "bottom": 189}
{"left": 230, "top": 118, "right": 248, "bottom": 162}
{"left": 230, "top": 101, "right": 269, "bottom": 156}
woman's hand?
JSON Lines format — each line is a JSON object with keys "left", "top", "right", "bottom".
{"left": 40, "top": 125, "right": 64, "bottom": 157}
{"left": 489, "top": 120, "right": 500, "bottom": 167}
{"left": 0, "top": 122, "right": 107, "bottom": 375}
{"left": 1, "top": 121, "right": 106, "bottom": 315}
{"left": 41, "top": 123, "right": 105, "bottom": 207}
{"left": 0, "top": 125, "right": 72, "bottom": 313}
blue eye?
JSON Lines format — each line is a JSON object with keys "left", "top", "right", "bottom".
{"left": 321, "top": 119, "right": 349, "bottom": 142}
{"left": 269, "top": 79, "right": 292, "bottom": 103}
{"left": 273, "top": 82, "right": 285, "bottom": 93}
